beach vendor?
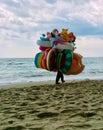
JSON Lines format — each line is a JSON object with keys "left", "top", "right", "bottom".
{"left": 51, "top": 29, "right": 65, "bottom": 84}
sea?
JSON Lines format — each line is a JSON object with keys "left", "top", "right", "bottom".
{"left": 0, "top": 57, "right": 103, "bottom": 85}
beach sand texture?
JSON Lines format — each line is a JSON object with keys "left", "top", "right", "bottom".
{"left": 0, "top": 80, "right": 103, "bottom": 130}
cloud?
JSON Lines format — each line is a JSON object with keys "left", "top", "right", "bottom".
{"left": 63, "top": 0, "right": 103, "bottom": 26}
{"left": 75, "top": 36, "right": 103, "bottom": 57}
{"left": 0, "top": 0, "right": 103, "bottom": 57}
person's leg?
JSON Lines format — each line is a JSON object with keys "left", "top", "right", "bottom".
{"left": 60, "top": 72, "right": 65, "bottom": 82}
{"left": 56, "top": 71, "right": 61, "bottom": 84}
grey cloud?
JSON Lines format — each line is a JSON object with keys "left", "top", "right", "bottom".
{"left": 0, "top": 0, "right": 30, "bottom": 18}
{"left": 0, "top": 0, "right": 103, "bottom": 41}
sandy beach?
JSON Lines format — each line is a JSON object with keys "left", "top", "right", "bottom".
{"left": 0, "top": 80, "right": 103, "bottom": 130}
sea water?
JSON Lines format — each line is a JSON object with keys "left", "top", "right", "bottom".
{"left": 0, "top": 57, "right": 103, "bottom": 85}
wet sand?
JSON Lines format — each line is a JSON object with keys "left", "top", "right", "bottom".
{"left": 0, "top": 80, "right": 103, "bottom": 130}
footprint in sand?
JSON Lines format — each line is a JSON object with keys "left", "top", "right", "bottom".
{"left": 37, "top": 112, "right": 59, "bottom": 118}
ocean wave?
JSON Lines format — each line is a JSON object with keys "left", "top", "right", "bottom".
{"left": 0, "top": 57, "right": 103, "bottom": 85}
{"left": 7, "top": 62, "right": 24, "bottom": 65}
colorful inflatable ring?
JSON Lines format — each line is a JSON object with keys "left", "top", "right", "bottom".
{"left": 34, "top": 52, "right": 43, "bottom": 68}
{"left": 54, "top": 43, "right": 74, "bottom": 51}
{"left": 47, "top": 48, "right": 59, "bottom": 71}
{"left": 65, "top": 53, "right": 85, "bottom": 75}
{"left": 37, "top": 40, "right": 51, "bottom": 47}
{"left": 56, "top": 51, "right": 63, "bottom": 70}
{"left": 59, "top": 49, "right": 72, "bottom": 73}
{"left": 41, "top": 53, "right": 46, "bottom": 69}
{"left": 40, "top": 37, "right": 49, "bottom": 41}
{"left": 41, "top": 48, "right": 51, "bottom": 69}
{"left": 39, "top": 46, "right": 51, "bottom": 51}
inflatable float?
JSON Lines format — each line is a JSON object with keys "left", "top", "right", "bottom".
{"left": 65, "top": 53, "right": 85, "bottom": 75}
{"left": 39, "top": 46, "right": 51, "bottom": 51}
{"left": 46, "top": 48, "right": 59, "bottom": 71}
{"left": 54, "top": 42, "right": 74, "bottom": 51}
{"left": 56, "top": 49, "right": 73, "bottom": 73}
{"left": 34, "top": 48, "right": 85, "bottom": 75}
{"left": 37, "top": 40, "right": 51, "bottom": 47}
{"left": 37, "top": 40, "right": 74, "bottom": 51}
{"left": 34, "top": 28, "right": 85, "bottom": 75}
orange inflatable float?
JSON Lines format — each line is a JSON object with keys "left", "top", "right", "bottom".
{"left": 65, "top": 53, "right": 85, "bottom": 75}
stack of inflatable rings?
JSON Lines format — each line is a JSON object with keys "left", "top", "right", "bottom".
{"left": 58, "top": 49, "right": 72, "bottom": 73}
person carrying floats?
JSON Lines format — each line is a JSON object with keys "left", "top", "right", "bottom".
{"left": 51, "top": 29, "right": 65, "bottom": 84}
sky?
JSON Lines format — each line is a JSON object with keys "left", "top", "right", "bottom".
{"left": 0, "top": 0, "right": 103, "bottom": 58}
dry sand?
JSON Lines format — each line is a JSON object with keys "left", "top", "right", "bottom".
{"left": 0, "top": 80, "right": 103, "bottom": 130}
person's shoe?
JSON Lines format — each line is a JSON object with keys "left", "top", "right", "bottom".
{"left": 56, "top": 82, "right": 60, "bottom": 84}
{"left": 62, "top": 80, "right": 65, "bottom": 83}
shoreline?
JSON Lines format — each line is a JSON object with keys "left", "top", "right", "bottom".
{"left": 0, "top": 79, "right": 103, "bottom": 130}
{"left": 0, "top": 79, "right": 103, "bottom": 89}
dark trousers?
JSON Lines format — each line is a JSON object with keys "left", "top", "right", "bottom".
{"left": 56, "top": 71, "right": 64, "bottom": 83}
